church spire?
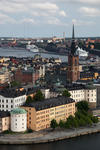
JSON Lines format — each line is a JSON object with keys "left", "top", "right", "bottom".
{"left": 72, "top": 24, "right": 75, "bottom": 40}
{"left": 71, "top": 24, "right": 76, "bottom": 55}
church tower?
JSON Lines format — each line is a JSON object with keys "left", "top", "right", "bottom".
{"left": 67, "top": 25, "right": 80, "bottom": 82}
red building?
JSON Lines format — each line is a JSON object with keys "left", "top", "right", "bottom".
{"left": 15, "top": 69, "right": 39, "bottom": 84}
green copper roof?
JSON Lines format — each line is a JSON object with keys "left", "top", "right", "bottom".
{"left": 10, "top": 108, "right": 27, "bottom": 115}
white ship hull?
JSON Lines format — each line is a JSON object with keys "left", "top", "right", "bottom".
{"left": 26, "top": 44, "right": 39, "bottom": 53}
{"left": 76, "top": 47, "right": 88, "bottom": 58}
{"left": 30, "top": 49, "right": 39, "bottom": 53}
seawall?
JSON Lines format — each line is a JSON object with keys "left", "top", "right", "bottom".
{"left": 0, "top": 123, "right": 100, "bottom": 145}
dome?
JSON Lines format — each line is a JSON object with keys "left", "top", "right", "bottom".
{"left": 10, "top": 108, "right": 27, "bottom": 115}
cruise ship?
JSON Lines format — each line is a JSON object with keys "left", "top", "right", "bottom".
{"left": 26, "top": 44, "right": 39, "bottom": 53}
{"left": 76, "top": 47, "right": 88, "bottom": 59}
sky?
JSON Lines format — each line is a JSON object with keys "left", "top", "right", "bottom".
{"left": 0, "top": 0, "right": 100, "bottom": 38}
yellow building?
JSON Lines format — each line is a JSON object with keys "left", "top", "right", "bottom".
{"left": 80, "top": 72, "right": 99, "bottom": 81}
{"left": 0, "top": 111, "right": 10, "bottom": 133}
{"left": 22, "top": 97, "right": 75, "bottom": 131}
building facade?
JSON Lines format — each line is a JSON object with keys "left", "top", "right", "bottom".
{"left": 68, "top": 85, "right": 97, "bottom": 108}
{"left": 0, "top": 111, "right": 10, "bottom": 133}
{"left": 67, "top": 25, "right": 80, "bottom": 82}
{"left": 15, "top": 69, "right": 39, "bottom": 84}
{"left": 22, "top": 97, "right": 76, "bottom": 131}
{"left": 0, "top": 89, "right": 26, "bottom": 111}
{"left": 10, "top": 108, "right": 27, "bottom": 132}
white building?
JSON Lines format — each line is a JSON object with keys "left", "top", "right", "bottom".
{"left": 0, "top": 89, "right": 26, "bottom": 111}
{"left": 39, "top": 65, "right": 45, "bottom": 78}
{"left": 10, "top": 108, "right": 27, "bottom": 132}
{"left": 41, "top": 89, "right": 50, "bottom": 99}
{"left": 53, "top": 83, "right": 97, "bottom": 108}
{"left": 69, "top": 86, "right": 97, "bottom": 108}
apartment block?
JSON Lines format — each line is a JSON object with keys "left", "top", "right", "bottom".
{"left": 15, "top": 69, "right": 39, "bottom": 84}
{"left": 0, "top": 111, "right": 10, "bottom": 133}
{"left": 0, "top": 89, "right": 26, "bottom": 111}
{"left": 68, "top": 85, "right": 97, "bottom": 108}
{"left": 22, "top": 96, "right": 75, "bottom": 131}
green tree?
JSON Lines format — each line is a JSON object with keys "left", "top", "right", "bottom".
{"left": 86, "top": 117, "right": 93, "bottom": 126}
{"left": 59, "top": 120, "right": 65, "bottom": 128}
{"left": 62, "top": 89, "right": 71, "bottom": 97}
{"left": 91, "top": 116, "right": 99, "bottom": 123}
{"left": 50, "top": 119, "right": 58, "bottom": 129}
{"left": 66, "top": 115, "right": 76, "bottom": 128}
{"left": 76, "top": 101, "right": 89, "bottom": 112}
{"left": 11, "top": 81, "right": 21, "bottom": 87}
{"left": 33, "top": 90, "right": 44, "bottom": 101}
{"left": 26, "top": 96, "right": 33, "bottom": 104}
{"left": 78, "top": 118, "right": 87, "bottom": 126}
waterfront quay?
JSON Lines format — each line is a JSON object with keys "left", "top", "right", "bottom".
{"left": 0, "top": 123, "right": 100, "bottom": 145}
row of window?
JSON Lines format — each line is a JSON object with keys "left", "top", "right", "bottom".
{"left": 0, "top": 105, "right": 13, "bottom": 108}
{"left": 0, "top": 100, "right": 13, "bottom": 103}
{"left": 0, "top": 98, "right": 25, "bottom": 103}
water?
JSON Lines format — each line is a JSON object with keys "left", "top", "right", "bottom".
{"left": 0, "top": 133, "right": 100, "bottom": 150}
{"left": 0, "top": 48, "right": 67, "bottom": 62}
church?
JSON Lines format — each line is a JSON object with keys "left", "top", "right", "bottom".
{"left": 67, "top": 25, "right": 80, "bottom": 82}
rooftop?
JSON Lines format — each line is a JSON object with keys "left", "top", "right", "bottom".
{"left": 66, "top": 83, "right": 96, "bottom": 91}
{"left": 0, "top": 111, "right": 10, "bottom": 118}
{"left": 10, "top": 108, "right": 27, "bottom": 114}
{"left": 0, "top": 88, "right": 26, "bottom": 98}
{"left": 23, "top": 96, "right": 75, "bottom": 111}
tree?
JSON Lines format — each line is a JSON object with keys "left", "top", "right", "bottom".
{"left": 76, "top": 101, "right": 89, "bottom": 112}
{"left": 59, "top": 120, "right": 65, "bottom": 128}
{"left": 62, "top": 89, "right": 71, "bottom": 97}
{"left": 78, "top": 118, "right": 87, "bottom": 126}
{"left": 86, "top": 117, "right": 93, "bottom": 126}
{"left": 11, "top": 81, "right": 21, "bottom": 87}
{"left": 33, "top": 90, "right": 44, "bottom": 101}
{"left": 91, "top": 116, "right": 99, "bottom": 123}
{"left": 26, "top": 96, "right": 33, "bottom": 104}
{"left": 66, "top": 116, "right": 78, "bottom": 128}
{"left": 50, "top": 119, "right": 58, "bottom": 129}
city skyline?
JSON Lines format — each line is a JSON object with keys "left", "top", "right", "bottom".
{"left": 0, "top": 0, "right": 100, "bottom": 37}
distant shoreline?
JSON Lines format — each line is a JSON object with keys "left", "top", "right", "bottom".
{"left": 0, "top": 47, "right": 68, "bottom": 56}
{"left": 0, "top": 123, "right": 100, "bottom": 145}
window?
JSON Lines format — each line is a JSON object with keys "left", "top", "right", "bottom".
{"left": 6, "top": 100, "right": 8, "bottom": 103}
{"left": 11, "top": 105, "right": 13, "bottom": 108}
{"left": 11, "top": 100, "right": 13, "bottom": 103}
{"left": 2, "top": 100, "right": 4, "bottom": 103}
{"left": 2, "top": 105, "right": 4, "bottom": 108}
{"left": 6, "top": 105, "right": 8, "bottom": 108}
{"left": 75, "top": 59, "right": 77, "bottom": 65}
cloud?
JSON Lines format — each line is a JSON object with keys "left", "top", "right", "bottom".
{"left": 0, "top": 12, "right": 16, "bottom": 24}
{"left": 79, "top": 7, "right": 100, "bottom": 17}
{"left": 72, "top": 19, "right": 94, "bottom": 26}
{"left": 47, "top": 17, "right": 67, "bottom": 26}
{"left": 0, "top": 0, "right": 67, "bottom": 26}
{"left": 53, "top": 0, "right": 100, "bottom": 5}
{"left": 59, "top": 11, "right": 67, "bottom": 17}
{"left": 20, "top": 18, "right": 35, "bottom": 24}
{"left": 75, "top": 0, "right": 100, "bottom": 5}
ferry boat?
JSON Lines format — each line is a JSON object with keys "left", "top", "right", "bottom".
{"left": 76, "top": 47, "right": 88, "bottom": 59}
{"left": 26, "top": 44, "right": 39, "bottom": 53}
